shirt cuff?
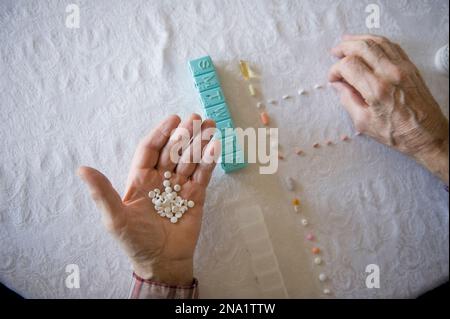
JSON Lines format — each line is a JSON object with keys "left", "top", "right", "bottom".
{"left": 129, "top": 272, "right": 199, "bottom": 299}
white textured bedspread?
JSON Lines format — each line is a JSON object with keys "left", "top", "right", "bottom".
{"left": 0, "top": 0, "right": 448, "bottom": 298}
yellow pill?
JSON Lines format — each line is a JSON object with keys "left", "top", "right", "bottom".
{"left": 239, "top": 60, "right": 250, "bottom": 80}
{"left": 292, "top": 198, "right": 300, "bottom": 206}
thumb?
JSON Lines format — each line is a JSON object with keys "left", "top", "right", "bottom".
{"left": 77, "top": 166, "right": 123, "bottom": 228}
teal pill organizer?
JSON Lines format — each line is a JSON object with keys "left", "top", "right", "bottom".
{"left": 188, "top": 56, "right": 247, "bottom": 173}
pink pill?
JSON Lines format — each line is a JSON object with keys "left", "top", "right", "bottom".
{"left": 306, "top": 233, "right": 314, "bottom": 241}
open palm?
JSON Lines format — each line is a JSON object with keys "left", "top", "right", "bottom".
{"left": 78, "top": 114, "right": 219, "bottom": 285}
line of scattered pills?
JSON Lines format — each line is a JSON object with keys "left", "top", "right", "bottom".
{"left": 239, "top": 60, "right": 334, "bottom": 296}
{"left": 291, "top": 198, "right": 331, "bottom": 295}
{"left": 258, "top": 83, "right": 327, "bottom": 109}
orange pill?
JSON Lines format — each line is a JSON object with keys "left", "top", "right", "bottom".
{"left": 312, "top": 247, "right": 321, "bottom": 254}
{"left": 260, "top": 112, "right": 270, "bottom": 126}
{"left": 313, "top": 143, "right": 320, "bottom": 148}
{"left": 292, "top": 198, "right": 300, "bottom": 206}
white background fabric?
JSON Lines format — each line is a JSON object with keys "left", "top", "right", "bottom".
{"left": 0, "top": 0, "right": 448, "bottom": 298}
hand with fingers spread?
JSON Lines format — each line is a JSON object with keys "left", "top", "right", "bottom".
{"left": 78, "top": 114, "right": 220, "bottom": 287}
{"left": 329, "top": 34, "right": 449, "bottom": 185}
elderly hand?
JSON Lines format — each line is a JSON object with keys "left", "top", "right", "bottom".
{"left": 78, "top": 114, "right": 220, "bottom": 285}
{"left": 329, "top": 34, "right": 449, "bottom": 185}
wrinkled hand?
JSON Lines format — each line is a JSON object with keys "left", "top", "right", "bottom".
{"left": 78, "top": 114, "right": 220, "bottom": 285}
{"left": 329, "top": 34, "right": 449, "bottom": 184}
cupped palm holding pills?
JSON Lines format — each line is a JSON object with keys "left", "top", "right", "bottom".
{"left": 78, "top": 114, "right": 220, "bottom": 285}
{"left": 78, "top": 34, "right": 449, "bottom": 290}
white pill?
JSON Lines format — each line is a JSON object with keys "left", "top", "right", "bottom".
{"left": 282, "top": 95, "right": 290, "bottom": 100}
{"left": 323, "top": 288, "right": 331, "bottom": 295}
{"left": 173, "top": 184, "right": 181, "bottom": 192}
{"left": 166, "top": 193, "right": 174, "bottom": 201}
{"left": 187, "top": 200, "right": 195, "bottom": 208}
{"left": 314, "top": 257, "right": 322, "bottom": 265}
{"left": 165, "top": 187, "right": 172, "bottom": 193}
{"left": 148, "top": 191, "right": 156, "bottom": 198}
{"left": 166, "top": 212, "right": 173, "bottom": 218}
{"left": 155, "top": 199, "right": 162, "bottom": 206}
{"left": 301, "top": 219, "right": 308, "bottom": 226}
{"left": 284, "top": 177, "right": 295, "bottom": 191}
{"left": 172, "top": 206, "right": 179, "bottom": 213}
{"left": 298, "top": 89, "right": 306, "bottom": 95}
{"left": 175, "top": 212, "right": 182, "bottom": 218}
{"left": 154, "top": 188, "right": 160, "bottom": 194}
{"left": 164, "top": 207, "right": 171, "bottom": 214}
{"left": 181, "top": 206, "right": 188, "bottom": 212}
{"left": 314, "top": 84, "right": 323, "bottom": 89}
{"left": 248, "top": 84, "right": 256, "bottom": 96}
{"left": 164, "top": 171, "right": 172, "bottom": 179}
{"left": 163, "top": 180, "right": 171, "bottom": 187}
{"left": 170, "top": 216, "right": 178, "bottom": 223}
{"left": 159, "top": 212, "right": 166, "bottom": 218}
{"left": 256, "top": 102, "right": 263, "bottom": 108}
{"left": 319, "top": 273, "right": 327, "bottom": 282}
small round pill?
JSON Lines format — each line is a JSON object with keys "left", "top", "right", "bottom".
{"left": 301, "top": 219, "right": 308, "bottom": 226}
{"left": 313, "top": 143, "right": 320, "bottom": 148}
{"left": 170, "top": 216, "right": 178, "bottom": 223}
{"left": 166, "top": 212, "right": 173, "bottom": 218}
{"left": 340, "top": 134, "right": 349, "bottom": 141}
{"left": 314, "top": 84, "right": 323, "bottom": 89}
{"left": 323, "top": 288, "right": 331, "bottom": 295}
{"left": 306, "top": 233, "right": 314, "bottom": 241}
{"left": 163, "top": 180, "right": 171, "bottom": 187}
{"left": 282, "top": 95, "right": 290, "bottom": 100}
{"left": 314, "top": 257, "right": 322, "bottom": 265}
{"left": 187, "top": 200, "right": 195, "bottom": 208}
{"left": 312, "top": 247, "right": 321, "bottom": 254}
{"left": 166, "top": 193, "right": 174, "bottom": 201}
{"left": 173, "top": 184, "right": 181, "bottom": 192}
{"left": 148, "top": 191, "right": 156, "bottom": 198}
{"left": 298, "top": 89, "right": 306, "bottom": 95}
{"left": 256, "top": 102, "right": 263, "bottom": 108}
{"left": 319, "top": 273, "right": 327, "bottom": 282}
{"left": 175, "top": 212, "right": 182, "bottom": 218}
{"left": 164, "top": 207, "right": 171, "bottom": 214}
{"left": 165, "top": 187, "right": 172, "bottom": 193}
{"left": 154, "top": 188, "right": 160, "bottom": 194}
{"left": 164, "top": 171, "right": 172, "bottom": 179}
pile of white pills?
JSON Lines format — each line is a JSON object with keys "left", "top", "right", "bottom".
{"left": 148, "top": 171, "right": 195, "bottom": 224}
